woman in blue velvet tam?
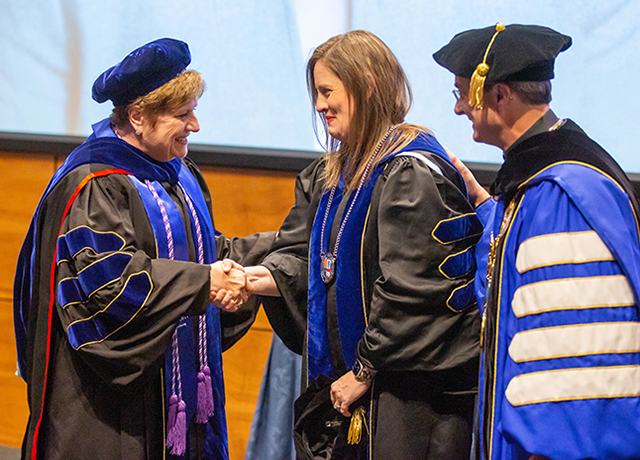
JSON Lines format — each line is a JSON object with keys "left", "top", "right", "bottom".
{"left": 243, "top": 30, "right": 482, "bottom": 459}
{"left": 14, "top": 38, "right": 273, "bottom": 460}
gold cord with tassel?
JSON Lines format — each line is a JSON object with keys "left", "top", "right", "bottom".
{"left": 468, "top": 22, "right": 505, "bottom": 110}
{"left": 347, "top": 406, "right": 368, "bottom": 444}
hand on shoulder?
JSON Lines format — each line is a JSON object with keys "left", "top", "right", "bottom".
{"left": 448, "top": 150, "right": 491, "bottom": 208}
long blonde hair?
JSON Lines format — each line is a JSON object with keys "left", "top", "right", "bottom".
{"left": 306, "top": 30, "right": 429, "bottom": 190}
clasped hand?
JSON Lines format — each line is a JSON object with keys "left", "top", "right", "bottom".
{"left": 330, "top": 371, "right": 371, "bottom": 417}
{"left": 209, "top": 260, "right": 253, "bottom": 311}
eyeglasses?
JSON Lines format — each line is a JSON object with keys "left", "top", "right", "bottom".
{"left": 452, "top": 88, "right": 466, "bottom": 103}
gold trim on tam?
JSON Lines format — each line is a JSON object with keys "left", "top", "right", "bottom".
{"left": 468, "top": 22, "right": 505, "bottom": 109}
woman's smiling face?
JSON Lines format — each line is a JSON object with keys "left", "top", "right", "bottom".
{"left": 141, "top": 99, "right": 200, "bottom": 162}
{"left": 313, "top": 60, "right": 354, "bottom": 143}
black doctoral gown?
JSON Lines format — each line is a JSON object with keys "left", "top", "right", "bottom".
{"left": 15, "top": 138, "right": 273, "bottom": 460}
{"left": 261, "top": 140, "right": 482, "bottom": 460}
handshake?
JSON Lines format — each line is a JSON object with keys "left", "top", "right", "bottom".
{"left": 208, "top": 259, "right": 253, "bottom": 312}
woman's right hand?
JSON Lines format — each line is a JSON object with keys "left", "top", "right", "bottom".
{"left": 209, "top": 260, "right": 253, "bottom": 311}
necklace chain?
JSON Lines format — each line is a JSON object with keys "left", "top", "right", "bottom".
{"left": 319, "top": 122, "right": 404, "bottom": 283}
{"left": 111, "top": 122, "right": 122, "bottom": 139}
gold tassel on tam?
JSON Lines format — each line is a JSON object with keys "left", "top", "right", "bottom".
{"left": 469, "top": 22, "right": 505, "bottom": 109}
{"left": 347, "top": 406, "right": 368, "bottom": 444}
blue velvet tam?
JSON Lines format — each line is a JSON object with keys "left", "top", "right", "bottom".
{"left": 92, "top": 38, "right": 191, "bottom": 106}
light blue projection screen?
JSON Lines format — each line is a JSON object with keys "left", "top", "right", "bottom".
{"left": 1, "top": 1, "right": 638, "bottom": 171}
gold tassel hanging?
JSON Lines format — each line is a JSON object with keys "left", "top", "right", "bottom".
{"left": 468, "top": 22, "right": 505, "bottom": 110}
{"left": 347, "top": 406, "right": 368, "bottom": 445}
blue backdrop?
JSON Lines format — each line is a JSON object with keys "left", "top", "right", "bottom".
{"left": 1, "top": 1, "right": 637, "bottom": 168}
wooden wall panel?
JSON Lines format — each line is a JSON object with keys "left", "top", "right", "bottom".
{"left": 223, "top": 325, "right": 273, "bottom": 458}
{"left": 200, "top": 166, "right": 297, "bottom": 237}
{"left": 200, "top": 165, "right": 297, "bottom": 460}
{"left": 0, "top": 299, "right": 28, "bottom": 448}
{"left": 0, "top": 154, "right": 56, "bottom": 300}
{"left": 0, "top": 153, "right": 55, "bottom": 448}
{"left": 0, "top": 151, "right": 299, "bottom": 459}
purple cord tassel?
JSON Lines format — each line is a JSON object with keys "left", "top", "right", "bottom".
{"left": 167, "top": 400, "right": 187, "bottom": 456}
{"left": 166, "top": 393, "right": 178, "bottom": 449}
{"left": 205, "top": 368, "right": 215, "bottom": 416}
{"left": 179, "top": 187, "right": 214, "bottom": 426}
{"left": 195, "top": 366, "right": 215, "bottom": 423}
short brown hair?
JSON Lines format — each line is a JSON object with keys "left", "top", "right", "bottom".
{"left": 485, "top": 80, "right": 552, "bottom": 105}
{"left": 111, "top": 70, "right": 204, "bottom": 127}
{"left": 507, "top": 80, "right": 552, "bottom": 105}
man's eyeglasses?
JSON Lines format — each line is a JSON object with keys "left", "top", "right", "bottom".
{"left": 452, "top": 88, "right": 465, "bottom": 103}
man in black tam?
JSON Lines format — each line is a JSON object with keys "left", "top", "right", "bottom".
{"left": 434, "top": 23, "right": 640, "bottom": 460}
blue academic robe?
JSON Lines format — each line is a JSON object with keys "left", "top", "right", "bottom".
{"left": 476, "top": 122, "right": 640, "bottom": 460}
{"left": 14, "top": 119, "right": 273, "bottom": 460}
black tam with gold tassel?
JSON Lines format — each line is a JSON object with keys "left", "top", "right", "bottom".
{"left": 468, "top": 23, "right": 505, "bottom": 109}
{"left": 433, "top": 23, "right": 572, "bottom": 108}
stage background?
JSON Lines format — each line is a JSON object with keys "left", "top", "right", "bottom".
{"left": 0, "top": 1, "right": 638, "bottom": 459}
{"left": 1, "top": 0, "right": 638, "bottom": 170}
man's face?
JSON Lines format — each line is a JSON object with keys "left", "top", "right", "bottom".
{"left": 453, "top": 76, "right": 502, "bottom": 148}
